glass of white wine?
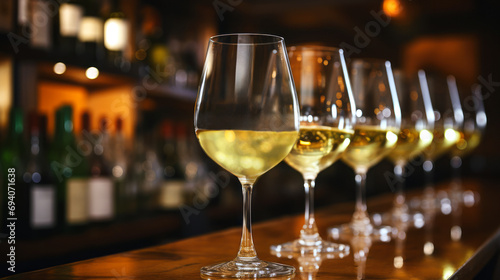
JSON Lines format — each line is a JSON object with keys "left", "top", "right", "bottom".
{"left": 195, "top": 34, "right": 299, "bottom": 278}
{"left": 387, "top": 70, "right": 435, "bottom": 223}
{"left": 448, "top": 83, "right": 487, "bottom": 241}
{"left": 420, "top": 73, "right": 463, "bottom": 255}
{"left": 329, "top": 59, "right": 401, "bottom": 240}
{"left": 384, "top": 69, "right": 435, "bottom": 268}
{"left": 270, "top": 46, "right": 355, "bottom": 255}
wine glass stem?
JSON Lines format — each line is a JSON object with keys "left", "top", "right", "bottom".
{"left": 393, "top": 163, "right": 406, "bottom": 215}
{"left": 236, "top": 183, "right": 257, "bottom": 260}
{"left": 301, "top": 178, "right": 319, "bottom": 239}
{"left": 352, "top": 172, "right": 370, "bottom": 227}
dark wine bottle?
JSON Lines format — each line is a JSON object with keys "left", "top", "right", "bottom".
{"left": 49, "top": 105, "right": 89, "bottom": 231}
{"left": 158, "top": 120, "right": 186, "bottom": 210}
{"left": 88, "top": 117, "right": 115, "bottom": 223}
{"left": 21, "top": 112, "right": 56, "bottom": 238}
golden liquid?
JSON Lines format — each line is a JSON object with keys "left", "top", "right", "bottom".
{"left": 342, "top": 126, "right": 399, "bottom": 172}
{"left": 452, "top": 130, "right": 482, "bottom": 157}
{"left": 423, "top": 128, "right": 460, "bottom": 161}
{"left": 284, "top": 126, "right": 353, "bottom": 178}
{"left": 388, "top": 128, "right": 433, "bottom": 165}
{"left": 197, "top": 130, "right": 298, "bottom": 181}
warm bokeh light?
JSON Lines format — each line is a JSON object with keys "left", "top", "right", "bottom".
{"left": 394, "top": 256, "right": 403, "bottom": 268}
{"left": 53, "top": 62, "right": 66, "bottom": 75}
{"left": 86, "top": 67, "right": 99, "bottom": 79}
{"left": 383, "top": 0, "right": 403, "bottom": 17}
{"left": 442, "top": 264, "right": 455, "bottom": 279}
{"left": 445, "top": 128, "right": 459, "bottom": 142}
{"left": 424, "top": 241, "right": 434, "bottom": 256}
{"left": 104, "top": 18, "right": 128, "bottom": 51}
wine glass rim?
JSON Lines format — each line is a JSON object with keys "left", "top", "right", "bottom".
{"left": 209, "top": 33, "right": 284, "bottom": 45}
{"left": 288, "top": 45, "right": 342, "bottom": 53}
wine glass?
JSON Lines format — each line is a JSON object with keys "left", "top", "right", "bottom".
{"left": 329, "top": 59, "right": 401, "bottom": 240}
{"left": 448, "top": 83, "right": 486, "bottom": 241}
{"left": 386, "top": 70, "right": 434, "bottom": 224}
{"left": 420, "top": 73, "right": 463, "bottom": 255}
{"left": 270, "top": 46, "right": 355, "bottom": 255}
{"left": 195, "top": 34, "right": 299, "bottom": 278}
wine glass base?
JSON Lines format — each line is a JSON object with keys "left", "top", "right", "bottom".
{"left": 270, "top": 238, "right": 350, "bottom": 256}
{"left": 371, "top": 210, "right": 426, "bottom": 230}
{"left": 200, "top": 258, "right": 295, "bottom": 279}
{"left": 327, "top": 223, "right": 392, "bottom": 242}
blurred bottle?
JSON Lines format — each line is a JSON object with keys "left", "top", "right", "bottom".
{"left": 111, "top": 117, "right": 135, "bottom": 219}
{"left": 21, "top": 112, "right": 56, "bottom": 238}
{"left": 0, "top": 108, "right": 25, "bottom": 173}
{"left": 158, "top": 120, "right": 186, "bottom": 210}
{"left": 0, "top": 108, "right": 26, "bottom": 234}
{"left": 49, "top": 106, "right": 89, "bottom": 231}
{"left": 78, "top": 0, "right": 105, "bottom": 61}
{"left": 58, "top": 0, "right": 83, "bottom": 55}
{"left": 88, "top": 117, "right": 115, "bottom": 223}
{"left": 29, "top": 0, "right": 54, "bottom": 50}
{"left": 16, "top": 0, "right": 29, "bottom": 36}
{"left": 133, "top": 111, "right": 161, "bottom": 213}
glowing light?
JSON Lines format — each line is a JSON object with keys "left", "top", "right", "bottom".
{"left": 383, "top": 0, "right": 403, "bottom": 17}
{"left": 420, "top": 129, "right": 433, "bottom": 144}
{"left": 53, "top": 62, "right": 66, "bottom": 75}
{"left": 445, "top": 128, "right": 458, "bottom": 142}
{"left": 451, "top": 226, "right": 462, "bottom": 241}
{"left": 112, "top": 166, "right": 124, "bottom": 178}
{"left": 104, "top": 18, "right": 128, "bottom": 51}
{"left": 424, "top": 242, "right": 434, "bottom": 255}
{"left": 386, "top": 131, "right": 398, "bottom": 145}
{"left": 85, "top": 67, "right": 99, "bottom": 79}
{"left": 442, "top": 264, "right": 455, "bottom": 279}
{"left": 423, "top": 160, "right": 433, "bottom": 172}
{"left": 413, "top": 213, "right": 425, "bottom": 228}
{"left": 394, "top": 256, "right": 403, "bottom": 268}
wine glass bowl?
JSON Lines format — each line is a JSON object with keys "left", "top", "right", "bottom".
{"left": 195, "top": 33, "right": 299, "bottom": 278}
{"left": 270, "top": 46, "right": 355, "bottom": 255}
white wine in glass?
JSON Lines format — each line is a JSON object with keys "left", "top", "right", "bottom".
{"left": 420, "top": 73, "right": 463, "bottom": 255}
{"left": 387, "top": 70, "right": 435, "bottom": 222}
{"left": 329, "top": 59, "right": 401, "bottom": 240}
{"left": 195, "top": 34, "right": 299, "bottom": 278}
{"left": 271, "top": 46, "right": 355, "bottom": 255}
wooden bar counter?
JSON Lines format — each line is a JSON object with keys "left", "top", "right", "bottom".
{"left": 3, "top": 179, "right": 500, "bottom": 279}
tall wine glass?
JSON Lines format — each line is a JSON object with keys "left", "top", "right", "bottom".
{"left": 329, "top": 59, "right": 401, "bottom": 240}
{"left": 420, "top": 73, "right": 463, "bottom": 255}
{"left": 387, "top": 70, "right": 434, "bottom": 223}
{"left": 271, "top": 46, "right": 355, "bottom": 254}
{"left": 448, "top": 83, "right": 486, "bottom": 241}
{"left": 195, "top": 34, "right": 299, "bottom": 278}
{"left": 384, "top": 69, "right": 434, "bottom": 267}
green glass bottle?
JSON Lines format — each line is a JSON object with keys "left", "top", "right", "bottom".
{"left": 0, "top": 108, "right": 26, "bottom": 235}
{"left": 49, "top": 105, "right": 89, "bottom": 231}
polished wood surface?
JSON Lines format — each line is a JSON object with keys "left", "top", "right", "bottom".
{"left": 3, "top": 179, "right": 499, "bottom": 279}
